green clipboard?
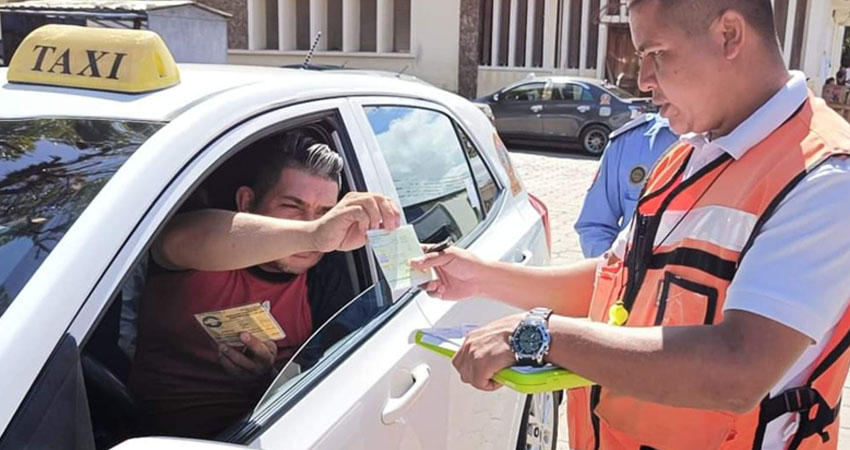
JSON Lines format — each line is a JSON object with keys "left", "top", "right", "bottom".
{"left": 414, "top": 330, "right": 594, "bottom": 394}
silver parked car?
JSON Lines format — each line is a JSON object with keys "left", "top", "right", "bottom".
{"left": 476, "top": 76, "right": 656, "bottom": 155}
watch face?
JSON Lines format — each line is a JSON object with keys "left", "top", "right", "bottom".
{"left": 515, "top": 326, "right": 544, "bottom": 354}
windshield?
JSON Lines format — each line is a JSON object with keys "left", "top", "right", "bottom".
{"left": 0, "top": 118, "right": 163, "bottom": 318}
{"left": 602, "top": 84, "right": 636, "bottom": 99}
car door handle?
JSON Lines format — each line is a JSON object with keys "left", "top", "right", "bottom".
{"left": 577, "top": 105, "right": 591, "bottom": 113}
{"left": 514, "top": 250, "right": 533, "bottom": 266}
{"left": 381, "top": 364, "right": 431, "bottom": 425}
{"left": 530, "top": 105, "right": 543, "bottom": 113}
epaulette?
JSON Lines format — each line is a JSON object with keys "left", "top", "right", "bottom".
{"left": 608, "top": 114, "right": 653, "bottom": 141}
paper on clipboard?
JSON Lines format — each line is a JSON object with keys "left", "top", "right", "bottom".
{"left": 417, "top": 324, "right": 479, "bottom": 348}
{"left": 194, "top": 302, "right": 286, "bottom": 346}
{"left": 414, "top": 325, "right": 595, "bottom": 393}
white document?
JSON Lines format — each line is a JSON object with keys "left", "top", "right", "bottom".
{"left": 418, "top": 324, "right": 479, "bottom": 348}
{"left": 367, "top": 224, "right": 436, "bottom": 291}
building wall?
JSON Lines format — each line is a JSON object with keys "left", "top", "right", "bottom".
{"left": 0, "top": 0, "right": 19, "bottom": 36}
{"left": 475, "top": 0, "right": 603, "bottom": 96}
{"left": 229, "top": 0, "right": 461, "bottom": 92}
{"left": 204, "top": 0, "right": 841, "bottom": 98}
{"left": 799, "top": 0, "right": 850, "bottom": 95}
{"left": 196, "top": 0, "right": 248, "bottom": 49}
{"left": 148, "top": 6, "right": 229, "bottom": 63}
{"left": 476, "top": 0, "right": 842, "bottom": 98}
{"left": 410, "top": 0, "right": 460, "bottom": 91}
{"left": 459, "top": 0, "right": 480, "bottom": 97}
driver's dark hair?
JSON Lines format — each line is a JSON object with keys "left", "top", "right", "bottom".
{"left": 629, "top": 0, "right": 777, "bottom": 41}
{"left": 250, "top": 131, "right": 343, "bottom": 202}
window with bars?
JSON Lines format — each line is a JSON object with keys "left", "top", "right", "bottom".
{"left": 248, "top": 0, "right": 410, "bottom": 53}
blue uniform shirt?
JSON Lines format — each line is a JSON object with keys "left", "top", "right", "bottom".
{"left": 575, "top": 114, "right": 678, "bottom": 258}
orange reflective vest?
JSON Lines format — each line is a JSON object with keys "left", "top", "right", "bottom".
{"left": 567, "top": 94, "right": 850, "bottom": 450}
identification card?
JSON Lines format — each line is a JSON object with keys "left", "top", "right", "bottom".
{"left": 367, "top": 224, "right": 435, "bottom": 290}
{"left": 195, "top": 302, "right": 286, "bottom": 346}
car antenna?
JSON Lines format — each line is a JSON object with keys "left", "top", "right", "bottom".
{"left": 302, "top": 31, "right": 323, "bottom": 70}
{"left": 396, "top": 65, "right": 409, "bottom": 78}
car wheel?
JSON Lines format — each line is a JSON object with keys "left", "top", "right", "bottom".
{"left": 580, "top": 125, "right": 610, "bottom": 156}
{"left": 516, "top": 391, "right": 560, "bottom": 450}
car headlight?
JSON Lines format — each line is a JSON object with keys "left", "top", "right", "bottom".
{"left": 474, "top": 103, "right": 496, "bottom": 124}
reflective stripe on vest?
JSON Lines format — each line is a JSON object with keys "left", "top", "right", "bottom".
{"left": 567, "top": 94, "right": 850, "bottom": 450}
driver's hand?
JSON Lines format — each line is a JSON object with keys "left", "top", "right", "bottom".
{"left": 310, "top": 192, "right": 401, "bottom": 252}
{"left": 218, "top": 332, "right": 278, "bottom": 381}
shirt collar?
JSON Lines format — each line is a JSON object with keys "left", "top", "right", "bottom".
{"left": 681, "top": 71, "right": 808, "bottom": 159}
{"left": 643, "top": 114, "right": 671, "bottom": 149}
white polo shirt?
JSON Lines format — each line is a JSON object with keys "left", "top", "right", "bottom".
{"left": 611, "top": 71, "right": 850, "bottom": 447}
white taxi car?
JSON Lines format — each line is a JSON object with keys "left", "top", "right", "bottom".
{"left": 0, "top": 25, "right": 556, "bottom": 450}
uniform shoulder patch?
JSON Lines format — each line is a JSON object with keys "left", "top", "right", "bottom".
{"left": 609, "top": 114, "right": 652, "bottom": 141}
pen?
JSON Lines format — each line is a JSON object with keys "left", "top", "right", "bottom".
{"left": 429, "top": 239, "right": 452, "bottom": 253}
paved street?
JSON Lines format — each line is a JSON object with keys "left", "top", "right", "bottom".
{"left": 508, "top": 147, "right": 850, "bottom": 450}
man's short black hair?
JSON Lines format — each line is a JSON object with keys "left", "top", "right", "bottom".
{"left": 630, "top": 0, "right": 777, "bottom": 41}
{"left": 250, "top": 131, "right": 343, "bottom": 202}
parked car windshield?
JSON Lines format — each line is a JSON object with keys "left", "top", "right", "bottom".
{"left": 0, "top": 118, "right": 162, "bottom": 318}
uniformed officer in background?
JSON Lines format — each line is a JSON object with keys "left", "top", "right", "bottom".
{"left": 574, "top": 113, "right": 677, "bottom": 257}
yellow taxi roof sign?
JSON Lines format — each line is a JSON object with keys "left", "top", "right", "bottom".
{"left": 7, "top": 24, "right": 180, "bottom": 94}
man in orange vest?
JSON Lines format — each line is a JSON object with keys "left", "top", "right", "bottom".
{"left": 412, "top": 0, "right": 850, "bottom": 448}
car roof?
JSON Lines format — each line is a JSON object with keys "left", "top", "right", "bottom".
{"left": 545, "top": 76, "right": 607, "bottom": 86}
{"left": 499, "top": 75, "right": 607, "bottom": 92}
{"left": 0, "top": 63, "right": 447, "bottom": 123}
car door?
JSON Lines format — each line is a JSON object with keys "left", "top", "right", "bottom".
{"left": 53, "top": 98, "right": 449, "bottom": 450}
{"left": 542, "top": 82, "right": 599, "bottom": 139}
{"left": 213, "top": 100, "right": 469, "bottom": 450}
{"left": 0, "top": 117, "right": 167, "bottom": 447}
{"left": 346, "top": 97, "right": 551, "bottom": 450}
{"left": 491, "top": 81, "right": 546, "bottom": 140}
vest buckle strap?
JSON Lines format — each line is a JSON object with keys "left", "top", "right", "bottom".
{"left": 787, "top": 393, "right": 840, "bottom": 449}
{"left": 759, "top": 387, "right": 819, "bottom": 427}
{"left": 782, "top": 387, "right": 817, "bottom": 413}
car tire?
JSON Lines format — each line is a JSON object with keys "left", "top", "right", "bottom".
{"left": 580, "top": 124, "right": 610, "bottom": 156}
{"left": 516, "top": 390, "right": 561, "bottom": 450}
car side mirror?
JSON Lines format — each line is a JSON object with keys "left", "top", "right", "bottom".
{"left": 493, "top": 93, "right": 500, "bottom": 102}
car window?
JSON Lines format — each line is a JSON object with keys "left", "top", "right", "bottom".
{"left": 0, "top": 118, "right": 162, "bottom": 318}
{"left": 603, "top": 84, "right": 635, "bottom": 99}
{"left": 77, "top": 110, "right": 389, "bottom": 444}
{"left": 363, "top": 106, "right": 493, "bottom": 244}
{"left": 552, "top": 83, "right": 594, "bottom": 102}
{"left": 457, "top": 128, "right": 500, "bottom": 215}
{"left": 252, "top": 281, "right": 392, "bottom": 416}
{"left": 501, "top": 82, "right": 546, "bottom": 102}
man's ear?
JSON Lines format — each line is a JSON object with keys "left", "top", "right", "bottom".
{"left": 235, "top": 186, "right": 255, "bottom": 212}
{"left": 714, "top": 9, "right": 746, "bottom": 61}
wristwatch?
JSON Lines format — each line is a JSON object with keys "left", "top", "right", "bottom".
{"left": 509, "top": 307, "right": 553, "bottom": 367}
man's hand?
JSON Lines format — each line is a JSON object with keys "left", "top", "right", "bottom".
{"left": 310, "top": 192, "right": 401, "bottom": 252}
{"left": 452, "top": 314, "right": 523, "bottom": 391}
{"left": 218, "top": 332, "right": 278, "bottom": 381}
{"left": 410, "top": 246, "right": 488, "bottom": 300}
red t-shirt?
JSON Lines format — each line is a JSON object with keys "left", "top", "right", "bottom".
{"left": 129, "top": 267, "right": 314, "bottom": 438}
